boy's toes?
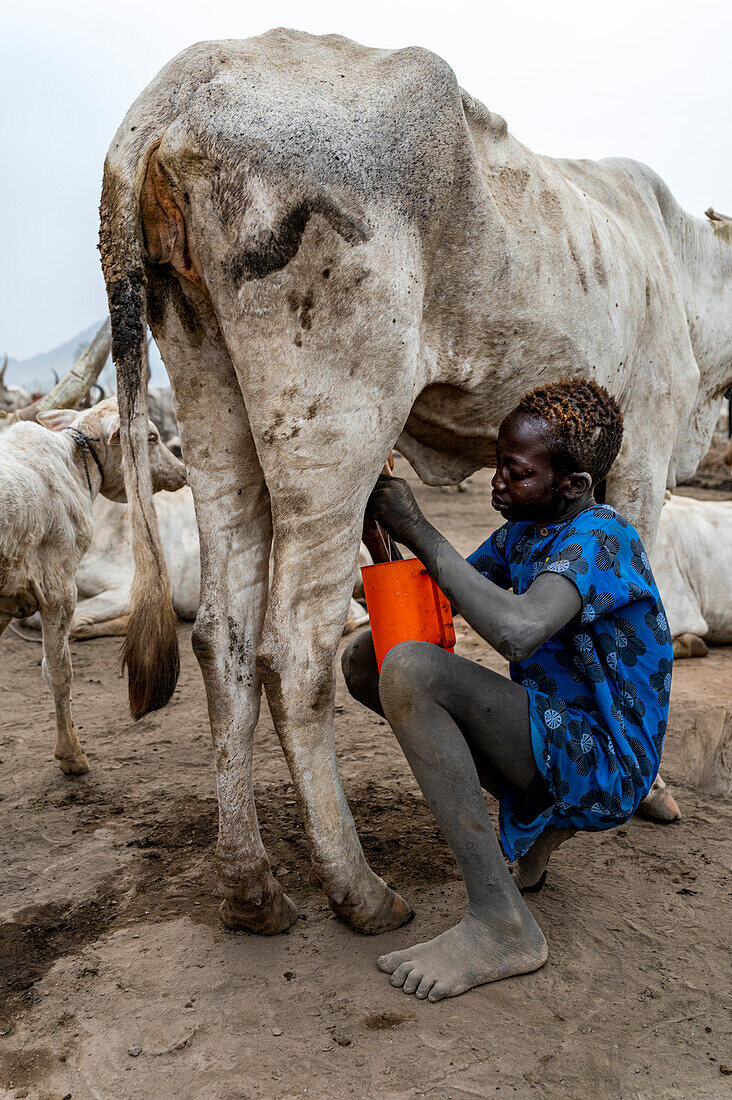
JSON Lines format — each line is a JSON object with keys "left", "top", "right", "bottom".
{"left": 427, "top": 982, "right": 449, "bottom": 1003}
{"left": 416, "top": 975, "right": 436, "bottom": 999}
{"left": 389, "top": 962, "right": 414, "bottom": 988}
{"left": 402, "top": 969, "right": 423, "bottom": 995}
{"left": 378, "top": 950, "right": 405, "bottom": 974}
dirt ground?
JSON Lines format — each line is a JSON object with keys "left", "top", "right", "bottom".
{"left": 1, "top": 462, "right": 731, "bottom": 1100}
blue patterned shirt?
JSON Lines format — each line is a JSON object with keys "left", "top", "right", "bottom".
{"left": 467, "top": 504, "right": 673, "bottom": 859}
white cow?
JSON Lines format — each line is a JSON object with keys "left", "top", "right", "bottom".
{"left": 654, "top": 493, "right": 732, "bottom": 658}
{"left": 148, "top": 385, "right": 182, "bottom": 456}
{"left": 0, "top": 398, "right": 186, "bottom": 774}
{"left": 15, "top": 488, "right": 370, "bottom": 640}
{"left": 0, "top": 358, "right": 31, "bottom": 413}
{"left": 100, "top": 30, "right": 731, "bottom": 935}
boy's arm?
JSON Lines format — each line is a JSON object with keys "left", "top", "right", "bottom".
{"left": 368, "top": 475, "right": 581, "bottom": 662}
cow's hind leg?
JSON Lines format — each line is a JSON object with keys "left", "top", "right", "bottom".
{"left": 149, "top": 273, "right": 296, "bottom": 934}
{"left": 40, "top": 593, "right": 89, "bottom": 776}
{"left": 259, "top": 498, "right": 411, "bottom": 934}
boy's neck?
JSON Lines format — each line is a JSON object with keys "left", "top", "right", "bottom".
{"left": 527, "top": 488, "right": 597, "bottom": 526}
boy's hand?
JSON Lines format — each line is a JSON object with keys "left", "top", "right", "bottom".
{"left": 366, "top": 475, "right": 426, "bottom": 545}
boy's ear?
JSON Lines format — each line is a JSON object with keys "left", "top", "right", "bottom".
{"left": 36, "top": 409, "right": 78, "bottom": 433}
{"left": 564, "top": 471, "right": 593, "bottom": 498}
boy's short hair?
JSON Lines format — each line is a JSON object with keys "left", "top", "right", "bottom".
{"left": 517, "top": 379, "right": 624, "bottom": 483}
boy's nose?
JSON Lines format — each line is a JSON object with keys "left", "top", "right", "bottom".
{"left": 492, "top": 468, "right": 506, "bottom": 491}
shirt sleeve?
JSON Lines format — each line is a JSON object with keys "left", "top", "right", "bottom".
{"left": 466, "top": 526, "right": 511, "bottom": 590}
{"left": 534, "top": 508, "right": 639, "bottom": 616}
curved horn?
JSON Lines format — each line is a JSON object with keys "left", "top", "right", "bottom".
{"left": 14, "top": 318, "right": 111, "bottom": 422}
{"left": 0, "top": 356, "right": 7, "bottom": 386}
{"left": 52, "top": 368, "right": 60, "bottom": 386}
{"left": 92, "top": 382, "right": 106, "bottom": 403}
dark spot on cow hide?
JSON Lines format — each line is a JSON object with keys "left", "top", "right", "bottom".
{"left": 146, "top": 266, "right": 205, "bottom": 348}
{"left": 538, "top": 189, "right": 562, "bottom": 226}
{"left": 590, "top": 221, "right": 607, "bottom": 286}
{"left": 568, "top": 238, "right": 588, "bottom": 293}
{"left": 489, "top": 166, "right": 531, "bottom": 209}
{"left": 224, "top": 195, "right": 369, "bottom": 285}
{"left": 299, "top": 292, "right": 314, "bottom": 330}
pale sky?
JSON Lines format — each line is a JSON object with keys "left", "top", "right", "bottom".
{"left": 1, "top": 0, "right": 730, "bottom": 359}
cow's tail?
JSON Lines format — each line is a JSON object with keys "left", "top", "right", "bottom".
{"left": 99, "top": 159, "right": 179, "bottom": 719}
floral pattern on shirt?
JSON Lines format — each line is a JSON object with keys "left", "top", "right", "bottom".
{"left": 468, "top": 503, "right": 672, "bottom": 859}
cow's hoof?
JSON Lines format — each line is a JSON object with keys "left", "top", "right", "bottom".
{"left": 329, "top": 879, "right": 413, "bottom": 935}
{"left": 637, "top": 786, "right": 681, "bottom": 822}
{"left": 220, "top": 887, "right": 298, "bottom": 935}
{"left": 57, "top": 752, "right": 90, "bottom": 776}
{"left": 673, "top": 633, "right": 709, "bottom": 659}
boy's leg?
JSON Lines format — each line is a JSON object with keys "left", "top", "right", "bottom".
{"left": 373, "top": 639, "right": 547, "bottom": 1001}
{"left": 342, "top": 629, "right": 508, "bottom": 801}
{"left": 342, "top": 630, "right": 573, "bottom": 889}
{"left": 341, "top": 628, "right": 383, "bottom": 717}
{"left": 510, "top": 827, "right": 577, "bottom": 892}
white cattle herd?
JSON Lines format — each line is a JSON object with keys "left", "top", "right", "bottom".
{"left": 1, "top": 29, "right": 731, "bottom": 938}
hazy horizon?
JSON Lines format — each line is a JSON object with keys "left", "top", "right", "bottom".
{"left": 2, "top": 0, "right": 731, "bottom": 359}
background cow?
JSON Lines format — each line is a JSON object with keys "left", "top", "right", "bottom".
{"left": 0, "top": 357, "right": 31, "bottom": 412}
{"left": 654, "top": 493, "right": 732, "bottom": 658}
{"left": 0, "top": 397, "right": 185, "bottom": 774}
{"left": 13, "top": 489, "right": 370, "bottom": 641}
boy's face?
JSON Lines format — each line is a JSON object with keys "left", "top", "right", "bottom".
{"left": 491, "top": 410, "right": 591, "bottom": 522}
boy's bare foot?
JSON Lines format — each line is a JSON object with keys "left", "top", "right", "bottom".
{"left": 377, "top": 906, "right": 547, "bottom": 1002}
{"left": 510, "top": 827, "right": 577, "bottom": 893}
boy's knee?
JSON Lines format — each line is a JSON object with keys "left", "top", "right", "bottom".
{"left": 341, "top": 631, "right": 377, "bottom": 705}
{"left": 378, "top": 640, "right": 436, "bottom": 724}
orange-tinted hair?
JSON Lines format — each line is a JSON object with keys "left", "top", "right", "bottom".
{"left": 517, "top": 379, "right": 624, "bottom": 483}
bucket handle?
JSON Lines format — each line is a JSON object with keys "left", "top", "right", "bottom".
{"left": 420, "top": 569, "right": 454, "bottom": 650}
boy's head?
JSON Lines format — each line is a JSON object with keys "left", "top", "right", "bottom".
{"left": 492, "top": 380, "right": 624, "bottom": 522}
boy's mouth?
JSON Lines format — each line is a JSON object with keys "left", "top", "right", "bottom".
{"left": 491, "top": 492, "right": 510, "bottom": 513}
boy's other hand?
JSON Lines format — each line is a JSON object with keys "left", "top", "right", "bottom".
{"left": 367, "top": 475, "right": 426, "bottom": 545}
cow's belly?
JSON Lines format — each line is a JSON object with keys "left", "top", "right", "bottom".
{"left": 404, "top": 383, "right": 500, "bottom": 468}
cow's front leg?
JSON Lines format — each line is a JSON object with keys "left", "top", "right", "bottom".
{"left": 40, "top": 594, "right": 89, "bottom": 776}
{"left": 257, "top": 482, "right": 412, "bottom": 935}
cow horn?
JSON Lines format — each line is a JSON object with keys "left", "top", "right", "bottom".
{"left": 705, "top": 207, "right": 732, "bottom": 223}
{"left": 14, "top": 318, "right": 111, "bottom": 422}
{"left": 0, "top": 356, "right": 7, "bottom": 386}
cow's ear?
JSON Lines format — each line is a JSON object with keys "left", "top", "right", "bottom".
{"left": 37, "top": 409, "right": 77, "bottom": 432}
{"left": 105, "top": 412, "right": 121, "bottom": 445}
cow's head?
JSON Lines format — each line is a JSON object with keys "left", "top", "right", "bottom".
{"left": 38, "top": 397, "right": 187, "bottom": 500}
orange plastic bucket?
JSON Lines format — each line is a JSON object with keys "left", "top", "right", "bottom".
{"left": 360, "top": 558, "right": 456, "bottom": 672}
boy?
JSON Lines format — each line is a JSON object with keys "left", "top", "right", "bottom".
{"left": 342, "top": 380, "right": 672, "bottom": 1002}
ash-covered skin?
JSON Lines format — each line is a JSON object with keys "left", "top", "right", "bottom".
{"left": 342, "top": 409, "right": 595, "bottom": 1000}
